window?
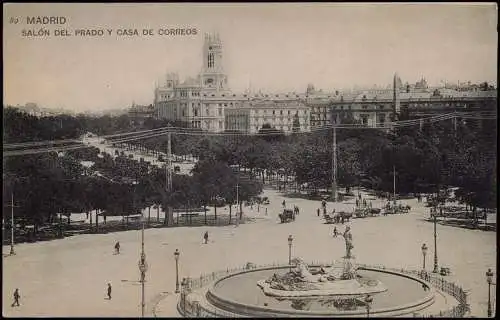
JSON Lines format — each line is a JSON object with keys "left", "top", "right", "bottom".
{"left": 218, "top": 108, "right": 222, "bottom": 116}
{"left": 273, "top": 110, "right": 276, "bottom": 115}
{"left": 288, "top": 110, "right": 290, "bottom": 115}
{"left": 280, "top": 110, "right": 283, "bottom": 115}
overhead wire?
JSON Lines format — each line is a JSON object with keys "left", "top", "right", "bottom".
{"left": 3, "top": 112, "right": 496, "bottom": 156}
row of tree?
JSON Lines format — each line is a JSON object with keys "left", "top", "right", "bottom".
{"left": 3, "top": 106, "right": 496, "bottom": 232}
{"left": 124, "top": 112, "right": 496, "bottom": 211}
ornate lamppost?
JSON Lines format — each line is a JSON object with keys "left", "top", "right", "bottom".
{"left": 180, "top": 278, "right": 187, "bottom": 314}
{"left": 288, "top": 235, "right": 293, "bottom": 271}
{"left": 365, "top": 294, "right": 373, "bottom": 318}
{"left": 138, "top": 213, "right": 148, "bottom": 317}
{"left": 432, "top": 212, "right": 439, "bottom": 273}
{"left": 421, "top": 243, "right": 428, "bottom": 271}
{"left": 174, "top": 249, "right": 180, "bottom": 293}
{"left": 486, "top": 268, "right": 494, "bottom": 317}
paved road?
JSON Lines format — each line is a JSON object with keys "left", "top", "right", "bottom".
{"left": 2, "top": 188, "right": 495, "bottom": 317}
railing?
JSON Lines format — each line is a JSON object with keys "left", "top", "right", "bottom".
{"left": 178, "top": 262, "right": 470, "bottom": 318}
{"left": 356, "top": 264, "right": 470, "bottom": 318}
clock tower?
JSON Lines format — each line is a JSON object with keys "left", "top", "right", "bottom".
{"left": 201, "top": 32, "right": 229, "bottom": 92}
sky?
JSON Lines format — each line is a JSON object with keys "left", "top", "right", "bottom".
{"left": 3, "top": 3, "right": 498, "bottom": 111}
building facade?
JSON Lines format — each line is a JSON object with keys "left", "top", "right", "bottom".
{"left": 309, "top": 73, "right": 497, "bottom": 129}
{"left": 225, "top": 98, "right": 310, "bottom": 133}
{"left": 154, "top": 33, "right": 234, "bottom": 132}
{"left": 128, "top": 103, "right": 155, "bottom": 126}
{"left": 154, "top": 34, "right": 496, "bottom": 132}
{"left": 155, "top": 33, "right": 312, "bottom": 133}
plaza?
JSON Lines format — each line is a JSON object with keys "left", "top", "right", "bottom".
{"left": 2, "top": 188, "right": 496, "bottom": 317}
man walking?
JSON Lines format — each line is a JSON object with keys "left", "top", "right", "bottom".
{"left": 12, "top": 288, "right": 20, "bottom": 307}
{"left": 317, "top": 208, "right": 320, "bottom": 217}
{"left": 204, "top": 231, "right": 209, "bottom": 244}
{"left": 333, "top": 227, "right": 338, "bottom": 237}
{"left": 114, "top": 241, "right": 120, "bottom": 254}
{"left": 107, "top": 283, "right": 112, "bottom": 300}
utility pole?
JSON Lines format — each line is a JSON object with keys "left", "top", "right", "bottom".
{"left": 393, "top": 165, "right": 396, "bottom": 213}
{"left": 167, "top": 131, "right": 172, "bottom": 191}
{"left": 453, "top": 112, "right": 458, "bottom": 136}
{"left": 236, "top": 183, "right": 240, "bottom": 217}
{"left": 165, "top": 129, "right": 173, "bottom": 225}
{"left": 331, "top": 126, "right": 337, "bottom": 202}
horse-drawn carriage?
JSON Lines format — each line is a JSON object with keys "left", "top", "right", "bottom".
{"left": 382, "top": 203, "right": 411, "bottom": 215}
{"left": 354, "top": 207, "right": 381, "bottom": 218}
{"left": 279, "top": 209, "right": 295, "bottom": 223}
{"left": 324, "top": 211, "right": 353, "bottom": 224}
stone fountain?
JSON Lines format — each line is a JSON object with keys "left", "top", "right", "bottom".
{"left": 257, "top": 226, "right": 387, "bottom": 298}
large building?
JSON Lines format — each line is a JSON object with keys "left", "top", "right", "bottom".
{"left": 128, "top": 103, "right": 155, "bottom": 126}
{"left": 225, "top": 97, "right": 310, "bottom": 133}
{"left": 155, "top": 33, "right": 496, "bottom": 132}
{"left": 310, "top": 74, "right": 497, "bottom": 129}
{"left": 154, "top": 33, "right": 311, "bottom": 133}
{"left": 154, "top": 33, "right": 234, "bottom": 132}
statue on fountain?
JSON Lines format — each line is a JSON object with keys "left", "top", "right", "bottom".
{"left": 257, "top": 226, "right": 387, "bottom": 298}
{"left": 343, "top": 226, "right": 354, "bottom": 259}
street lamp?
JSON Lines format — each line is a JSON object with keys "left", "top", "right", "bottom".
{"left": 486, "top": 268, "right": 494, "bottom": 317}
{"left": 138, "top": 210, "right": 148, "bottom": 317}
{"left": 174, "top": 249, "right": 180, "bottom": 293}
{"left": 432, "top": 212, "right": 439, "bottom": 273}
{"left": 421, "top": 243, "right": 428, "bottom": 271}
{"left": 181, "top": 278, "right": 187, "bottom": 313}
{"left": 365, "top": 294, "right": 373, "bottom": 318}
{"left": 288, "top": 235, "right": 293, "bottom": 271}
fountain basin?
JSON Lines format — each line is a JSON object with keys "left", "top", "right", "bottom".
{"left": 206, "top": 265, "right": 436, "bottom": 317}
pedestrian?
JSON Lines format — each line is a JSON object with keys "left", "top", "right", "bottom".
{"left": 322, "top": 200, "right": 326, "bottom": 209}
{"left": 317, "top": 208, "right": 320, "bottom": 217}
{"left": 333, "top": 227, "right": 338, "bottom": 237}
{"left": 107, "top": 283, "right": 112, "bottom": 300}
{"left": 282, "top": 200, "right": 286, "bottom": 208}
{"left": 203, "top": 231, "right": 209, "bottom": 244}
{"left": 323, "top": 207, "right": 327, "bottom": 216}
{"left": 265, "top": 207, "right": 268, "bottom": 216}
{"left": 114, "top": 241, "right": 120, "bottom": 254}
{"left": 358, "top": 194, "right": 362, "bottom": 201}
{"left": 341, "top": 216, "right": 345, "bottom": 224}
{"left": 356, "top": 199, "right": 359, "bottom": 207}
{"left": 12, "top": 288, "right": 20, "bottom": 307}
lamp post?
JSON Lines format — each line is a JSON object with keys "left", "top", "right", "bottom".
{"left": 365, "top": 294, "right": 373, "bottom": 318}
{"left": 433, "top": 212, "right": 439, "bottom": 273}
{"left": 421, "top": 243, "right": 428, "bottom": 271}
{"left": 174, "top": 249, "right": 180, "bottom": 293}
{"left": 486, "top": 268, "right": 493, "bottom": 317}
{"left": 138, "top": 209, "right": 148, "bottom": 317}
{"left": 288, "top": 235, "right": 293, "bottom": 271}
